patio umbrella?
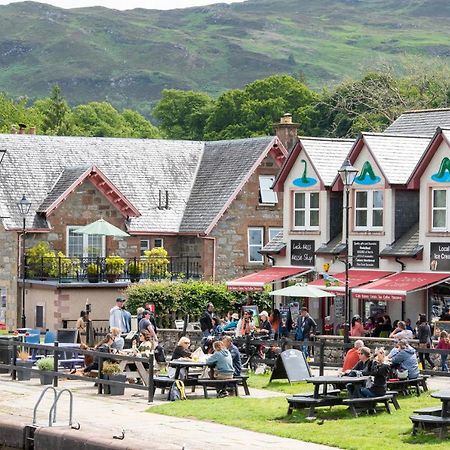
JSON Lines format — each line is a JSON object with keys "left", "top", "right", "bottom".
{"left": 73, "top": 218, "right": 130, "bottom": 237}
{"left": 269, "top": 283, "right": 335, "bottom": 298}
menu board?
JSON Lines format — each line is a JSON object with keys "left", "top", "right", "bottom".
{"left": 352, "top": 241, "right": 379, "bottom": 268}
{"left": 430, "top": 243, "right": 450, "bottom": 271}
{"left": 290, "top": 240, "right": 315, "bottom": 266}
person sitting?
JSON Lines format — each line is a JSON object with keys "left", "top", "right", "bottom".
{"left": 110, "top": 327, "right": 124, "bottom": 351}
{"left": 350, "top": 316, "right": 364, "bottom": 337}
{"left": 360, "top": 347, "right": 390, "bottom": 398}
{"left": 373, "top": 315, "right": 392, "bottom": 337}
{"left": 73, "top": 334, "right": 114, "bottom": 374}
{"left": 134, "top": 330, "right": 154, "bottom": 358}
{"left": 341, "top": 339, "right": 364, "bottom": 373}
{"left": 211, "top": 317, "right": 224, "bottom": 338}
{"left": 389, "top": 321, "right": 413, "bottom": 340}
{"left": 388, "top": 339, "right": 420, "bottom": 379}
{"left": 222, "top": 335, "right": 241, "bottom": 377}
{"left": 223, "top": 313, "right": 240, "bottom": 331}
{"left": 258, "top": 310, "right": 272, "bottom": 336}
{"left": 207, "top": 341, "right": 234, "bottom": 398}
{"left": 235, "top": 310, "right": 255, "bottom": 337}
{"left": 269, "top": 309, "right": 282, "bottom": 339}
{"left": 345, "top": 347, "right": 373, "bottom": 397}
{"left": 172, "top": 336, "right": 192, "bottom": 361}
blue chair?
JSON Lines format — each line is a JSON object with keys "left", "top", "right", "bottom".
{"left": 25, "top": 333, "right": 40, "bottom": 360}
{"left": 44, "top": 331, "right": 56, "bottom": 344}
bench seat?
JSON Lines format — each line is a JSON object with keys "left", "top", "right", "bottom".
{"left": 342, "top": 395, "right": 393, "bottom": 417}
{"left": 286, "top": 395, "right": 343, "bottom": 418}
{"left": 410, "top": 414, "right": 450, "bottom": 438}
{"left": 297, "top": 389, "right": 341, "bottom": 398}
{"left": 387, "top": 378, "right": 422, "bottom": 396}
{"left": 413, "top": 406, "right": 443, "bottom": 416}
{"left": 196, "top": 378, "right": 240, "bottom": 398}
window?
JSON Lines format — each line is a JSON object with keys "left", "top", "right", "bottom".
{"left": 35, "top": 305, "right": 44, "bottom": 328}
{"left": 432, "top": 189, "right": 447, "bottom": 230}
{"left": 259, "top": 176, "right": 278, "bottom": 204}
{"left": 269, "top": 227, "right": 283, "bottom": 241}
{"left": 355, "top": 190, "right": 383, "bottom": 230}
{"left": 154, "top": 238, "right": 164, "bottom": 248}
{"left": 67, "top": 226, "right": 104, "bottom": 258}
{"left": 293, "top": 192, "right": 319, "bottom": 230}
{"left": 140, "top": 240, "right": 150, "bottom": 256}
{"left": 248, "top": 227, "right": 264, "bottom": 263}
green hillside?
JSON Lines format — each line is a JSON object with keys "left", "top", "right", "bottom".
{"left": 0, "top": 0, "right": 449, "bottom": 115}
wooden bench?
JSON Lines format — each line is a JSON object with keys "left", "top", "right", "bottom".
{"left": 153, "top": 376, "right": 198, "bottom": 397}
{"left": 410, "top": 415, "right": 450, "bottom": 438}
{"left": 387, "top": 378, "right": 422, "bottom": 396}
{"left": 286, "top": 395, "right": 343, "bottom": 419}
{"left": 386, "top": 390, "right": 400, "bottom": 410}
{"left": 196, "top": 378, "right": 240, "bottom": 398}
{"left": 236, "top": 375, "right": 250, "bottom": 396}
{"left": 413, "top": 406, "right": 442, "bottom": 416}
{"left": 298, "top": 389, "right": 341, "bottom": 398}
{"left": 342, "top": 395, "right": 393, "bottom": 417}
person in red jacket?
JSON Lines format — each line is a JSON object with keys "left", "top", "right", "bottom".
{"left": 340, "top": 339, "right": 364, "bottom": 373}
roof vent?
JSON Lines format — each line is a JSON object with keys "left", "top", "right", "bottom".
{"left": 158, "top": 190, "right": 170, "bottom": 210}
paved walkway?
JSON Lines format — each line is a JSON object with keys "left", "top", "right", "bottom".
{"left": 0, "top": 374, "right": 335, "bottom": 450}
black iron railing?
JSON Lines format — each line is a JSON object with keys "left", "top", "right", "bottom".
{"left": 23, "top": 255, "right": 201, "bottom": 283}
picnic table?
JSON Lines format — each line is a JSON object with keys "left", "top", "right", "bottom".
{"left": 305, "top": 375, "right": 370, "bottom": 398}
{"left": 168, "top": 359, "right": 207, "bottom": 379}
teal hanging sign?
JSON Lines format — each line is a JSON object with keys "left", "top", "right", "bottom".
{"left": 293, "top": 159, "right": 317, "bottom": 187}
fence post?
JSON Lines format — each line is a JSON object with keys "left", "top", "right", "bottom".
{"left": 53, "top": 341, "right": 59, "bottom": 387}
{"left": 182, "top": 314, "right": 189, "bottom": 336}
{"left": 148, "top": 354, "right": 154, "bottom": 403}
{"left": 11, "top": 341, "right": 17, "bottom": 381}
{"left": 319, "top": 340, "right": 325, "bottom": 376}
{"left": 186, "top": 256, "right": 190, "bottom": 279}
{"left": 97, "top": 355, "right": 103, "bottom": 395}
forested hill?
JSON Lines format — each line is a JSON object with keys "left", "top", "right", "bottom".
{"left": 0, "top": 0, "right": 449, "bottom": 115}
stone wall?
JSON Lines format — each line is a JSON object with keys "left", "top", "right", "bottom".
{"left": 210, "top": 154, "right": 284, "bottom": 281}
{"left": 158, "top": 329, "right": 203, "bottom": 353}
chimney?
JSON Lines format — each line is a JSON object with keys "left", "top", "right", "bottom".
{"left": 27, "top": 127, "right": 36, "bottom": 135}
{"left": 273, "top": 113, "right": 299, "bottom": 151}
{"left": 10, "top": 126, "right": 17, "bottom": 134}
{"left": 18, "top": 123, "right": 27, "bottom": 134}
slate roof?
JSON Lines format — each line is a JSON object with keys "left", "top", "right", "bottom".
{"left": 362, "top": 133, "right": 430, "bottom": 185}
{"left": 179, "top": 137, "right": 275, "bottom": 233}
{"left": 0, "top": 134, "right": 276, "bottom": 234}
{"left": 316, "top": 234, "right": 346, "bottom": 255}
{"left": 260, "top": 231, "right": 286, "bottom": 254}
{"left": 385, "top": 109, "right": 450, "bottom": 136}
{"left": 299, "top": 137, "right": 354, "bottom": 186}
{"left": 380, "top": 223, "right": 423, "bottom": 258}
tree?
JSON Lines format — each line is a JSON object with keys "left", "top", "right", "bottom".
{"left": 153, "top": 89, "right": 214, "bottom": 140}
{"left": 0, "top": 93, "right": 42, "bottom": 133}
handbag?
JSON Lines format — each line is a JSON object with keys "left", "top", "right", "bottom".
{"left": 365, "top": 377, "right": 374, "bottom": 389}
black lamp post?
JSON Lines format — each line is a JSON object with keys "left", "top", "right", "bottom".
{"left": 338, "top": 159, "right": 358, "bottom": 344}
{"left": 17, "top": 195, "right": 32, "bottom": 328}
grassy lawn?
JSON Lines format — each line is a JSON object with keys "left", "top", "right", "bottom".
{"left": 149, "top": 374, "right": 448, "bottom": 450}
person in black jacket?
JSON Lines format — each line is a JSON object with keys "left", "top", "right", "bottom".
{"left": 258, "top": 310, "right": 272, "bottom": 336}
{"left": 360, "top": 347, "right": 390, "bottom": 398}
{"left": 200, "top": 303, "right": 214, "bottom": 337}
{"left": 345, "top": 346, "right": 373, "bottom": 397}
{"left": 417, "top": 314, "right": 435, "bottom": 370}
{"left": 295, "top": 307, "right": 317, "bottom": 358}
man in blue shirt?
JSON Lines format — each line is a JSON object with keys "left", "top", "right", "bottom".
{"left": 222, "top": 335, "right": 241, "bottom": 377}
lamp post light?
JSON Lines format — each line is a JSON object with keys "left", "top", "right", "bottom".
{"left": 338, "top": 159, "right": 358, "bottom": 344}
{"left": 17, "top": 195, "right": 32, "bottom": 328}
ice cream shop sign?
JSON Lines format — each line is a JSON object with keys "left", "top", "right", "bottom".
{"left": 430, "top": 243, "right": 450, "bottom": 271}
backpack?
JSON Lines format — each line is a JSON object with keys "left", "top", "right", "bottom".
{"left": 169, "top": 379, "right": 187, "bottom": 401}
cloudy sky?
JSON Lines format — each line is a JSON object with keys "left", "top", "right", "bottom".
{"left": 0, "top": 0, "right": 246, "bottom": 9}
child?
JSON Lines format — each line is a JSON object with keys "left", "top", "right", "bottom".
{"left": 436, "top": 330, "right": 450, "bottom": 372}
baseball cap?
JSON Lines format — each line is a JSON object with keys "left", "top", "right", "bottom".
{"left": 116, "top": 296, "right": 126, "bottom": 303}
{"left": 259, "top": 310, "right": 269, "bottom": 317}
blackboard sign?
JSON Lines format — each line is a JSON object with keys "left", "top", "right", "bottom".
{"left": 430, "top": 243, "right": 450, "bottom": 271}
{"left": 334, "top": 296, "right": 345, "bottom": 319}
{"left": 353, "top": 241, "right": 379, "bottom": 268}
{"left": 291, "top": 240, "right": 315, "bottom": 266}
{"left": 56, "top": 329, "right": 77, "bottom": 343}
{"left": 270, "top": 349, "right": 312, "bottom": 383}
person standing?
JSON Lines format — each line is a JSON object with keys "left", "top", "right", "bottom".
{"left": 296, "top": 307, "right": 316, "bottom": 357}
{"left": 109, "top": 297, "right": 127, "bottom": 333}
{"left": 258, "top": 311, "right": 272, "bottom": 336}
{"left": 436, "top": 330, "right": 450, "bottom": 372}
{"left": 76, "top": 310, "right": 86, "bottom": 344}
{"left": 138, "top": 310, "right": 158, "bottom": 341}
{"left": 122, "top": 305, "right": 132, "bottom": 334}
{"left": 235, "top": 310, "right": 255, "bottom": 337}
{"left": 200, "top": 302, "right": 214, "bottom": 337}
{"left": 417, "top": 314, "right": 435, "bottom": 370}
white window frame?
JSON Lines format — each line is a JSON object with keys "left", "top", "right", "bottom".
{"left": 431, "top": 188, "right": 448, "bottom": 231}
{"left": 354, "top": 190, "right": 384, "bottom": 231}
{"left": 66, "top": 226, "right": 105, "bottom": 258}
{"left": 259, "top": 175, "right": 278, "bottom": 204}
{"left": 269, "top": 227, "right": 283, "bottom": 241}
{"left": 293, "top": 191, "right": 320, "bottom": 230}
{"left": 248, "top": 227, "right": 264, "bottom": 263}
{"left": 140, "top": 239, "right": 150, "bottom": 256}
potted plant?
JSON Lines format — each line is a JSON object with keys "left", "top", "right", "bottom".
{"left": 105, "top": 255, "right": 125, "bottom": 283}
{"left": 16, "top": 350, "right": 33, "bottom": 381}
{"left": 128, "top": 260, "right": 144, "bottom": 283}
{"left": 36, "top": 357, "right": 54, "bottom": 385}
{"left": 86, "top": 262, "right": 101, "bottom": 283}
{"left": 143, "top": 247, "right": 170, "bottom": 280}
{"left": 102, "top": 361, "right": 126, "bottom": 395}
{"left": 26, "top": 242, "right": 58, "bottom": 280}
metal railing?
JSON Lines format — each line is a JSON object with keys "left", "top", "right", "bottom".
{"left": 23, "top": 255, "right": 201, "bottom": 283}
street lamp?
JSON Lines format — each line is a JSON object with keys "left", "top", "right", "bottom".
{"left": 338, "top": 159, "right": 358, "bottom": 343}
{"left": 17, "top": 195, "right": 32, "bottom": 328}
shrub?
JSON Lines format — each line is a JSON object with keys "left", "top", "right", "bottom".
{"left": 102, "top": 361, "right": 122, "bottom": 375}
{"left": 37, "top": 357, "right": 54, "bottom": 371}
{"left": 17, "top": 350, "right": 30, "bottom": 361}
{"left": 105, "top": 255, "right": 126, "bottom": 275}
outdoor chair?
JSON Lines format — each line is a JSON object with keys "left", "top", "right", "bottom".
{"left": 44, "top": 331, "right": 56, "bottom": 344}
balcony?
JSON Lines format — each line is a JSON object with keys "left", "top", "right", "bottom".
{"left": 22, "top": 255, "right": 201, "bottom": 283}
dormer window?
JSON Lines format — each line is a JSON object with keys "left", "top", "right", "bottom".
{"left": 259, "top": 176, "right": 278, "bottom": 204}
{"left": 355, "top": 190, "right": 383, "bottom": 230}
{"left": 293, "top": 191, "right": 319, "bottom": 230}
{"left": 432, "top": 189, "right": 448, "bottom": 230}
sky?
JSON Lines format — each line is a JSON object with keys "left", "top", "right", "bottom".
{"left": 0, "top": 0, "right": 247, "bottom": 10}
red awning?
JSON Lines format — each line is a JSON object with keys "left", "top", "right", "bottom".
{"left": 352, "top": 271, "right": 450, "bottom": 301}
{"left": 309, "top": 270, "right": 394, "bottom": 293}
{"left": 226, "top": 267, "right": 311, "bottom": 291}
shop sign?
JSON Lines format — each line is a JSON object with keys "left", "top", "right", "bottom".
{"left": 290, "top": 240, "right": 315, "bottom": 266}
{"left": 430, "top": 242, "right": 450, "bottom": 272}
{"left": 352, "top": 241, "right": 379, "bottom": 268}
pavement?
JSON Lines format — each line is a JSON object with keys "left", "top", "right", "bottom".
{"left": 0, "top": 371, "right": 335, "bottom": 450}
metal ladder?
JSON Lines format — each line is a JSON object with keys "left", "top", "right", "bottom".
{"left": 25, "top": 387, "right": 74, "bottom": 450}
